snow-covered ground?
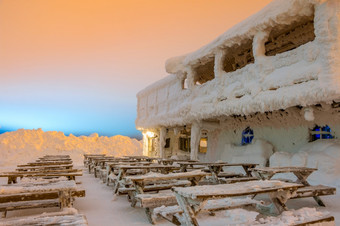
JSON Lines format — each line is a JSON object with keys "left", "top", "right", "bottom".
{"left": 0, "top": 130, "right": 339, "bottom": 225}
{"left": 1, "top": 168, "right": 339, "bottom": 226}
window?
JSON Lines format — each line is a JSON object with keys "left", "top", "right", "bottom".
{"left": 310, "top": 125, "right": 334, "bottom": 141}
{"left": 193, "top": 57, "right": 215, "bottom": 85}
{"left": 242, "top": 127, "right": 254, "bottom": 145}
{"left": 199, "top": 137, "right": 208, "bottom": 153}
{"left": 164, "top": 138, "right": 170, "bottom": 148}
{"left": 179, "top": 137, "right": 191, "bottom": 152}
{"left": 265, "top": 16, "right": 315, "bottom": 56}
{"left": 223, "top": 39, "right": 254, "bottom": 73}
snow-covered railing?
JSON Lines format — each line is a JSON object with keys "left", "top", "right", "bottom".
{"left": 136, "top": 0, "right": 340, "bottom": 129}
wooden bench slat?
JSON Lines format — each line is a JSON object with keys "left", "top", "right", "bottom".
{"left": 293, "top": 215, "right": 335, "bottom": 226}
{"left": 220, "top": 177, "right": 258, "bottom": 184}
{"left": 0, "top": 199, "right": 60, "bottom": 211}
{"left": 0, "top": 212, "right": 88, "bottom": 226}
{"left": 292, "top": 185, "right": 336, "bottom": 199}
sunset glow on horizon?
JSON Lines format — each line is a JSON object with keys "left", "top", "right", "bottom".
{"left": 0, "top": 0, "right": 272, "bottom": 138}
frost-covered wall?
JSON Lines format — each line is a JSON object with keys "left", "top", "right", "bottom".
{"left": 136, "top": 0, "right": 340, "bottom": 130}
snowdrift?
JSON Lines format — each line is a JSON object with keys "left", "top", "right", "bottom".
{"left": 0, "top": 129, "right": 142, "bottom": 166}
{"left": 270, "top": 139, "right": 340, "bottom": 188}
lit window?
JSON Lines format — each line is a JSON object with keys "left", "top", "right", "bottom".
{"left": 199, "top": 138, "right": 207, "bottom": 153}
{"left": 242, "top": 127, "right": 254, "bottom": 145}
{"left": 311, "top": 125, "right": 333, "bottom": 141}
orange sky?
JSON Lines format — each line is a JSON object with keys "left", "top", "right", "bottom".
{"left": 0, "top": 0, "right": 272, "bottom": 137}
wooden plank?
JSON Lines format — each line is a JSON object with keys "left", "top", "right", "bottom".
{"left": 129, "top": 172, "right": 210, "bottom": 182}
{"left": 0, "top": 191, "right": 60, "bottom": 203}
{"left": 0, "top": 199, "right": 60, "bottom": 212}
{"left": 0, "top": 211, "right": 88, "bottom": 226}
{"left": 293, "top": 216, "right": 335, "bottom": 226}
{"left": 293, "top": 185, "right": 336, "bottom": 199}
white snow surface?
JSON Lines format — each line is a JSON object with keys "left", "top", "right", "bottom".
{"left": 0, "top": 129, "right": 142, "bottom": 167}
{"left": 270, "top": 139, "right": 340, "bottom": 188}
{"left": 0, "top": 180, "right": 76, "bottom": 195}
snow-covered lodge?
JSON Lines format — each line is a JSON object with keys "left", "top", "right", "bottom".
{"left": 136, "top": 0, "right": 340, "bottom": 164}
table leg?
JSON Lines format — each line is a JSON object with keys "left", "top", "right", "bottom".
{"left": 294, "top": 172, "right": 326, "bottom": 206}
{"left": 113, "top": 169, "right": 124, "bottom": 194}
{"left": 131, "top": 182, "right": 144, "bottom": 207}
{"left": 174, "top": 193, "right": 199, "bottom": 226}
{"left": 180, "top": 166, "right": 187, "bottom": 172}
{"left": 268, "top": 188, "right": 297, "bottom": 214}
{"left": 242, "top": 165, "right": 254, "bottom": 177}
{"left": 209, "top": 166, "right": 221, "bottom": 184}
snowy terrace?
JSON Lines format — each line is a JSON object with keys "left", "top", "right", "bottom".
{"left": 136, "top": 0, "right": 340, "bottom": 130}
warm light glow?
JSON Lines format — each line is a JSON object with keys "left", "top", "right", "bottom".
{"left": 146, "top": 131, "right": 156, "bottom": 138}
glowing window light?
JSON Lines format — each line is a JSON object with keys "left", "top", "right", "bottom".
{"left": 146, "top": 131, "right": 156, "bottom": 138}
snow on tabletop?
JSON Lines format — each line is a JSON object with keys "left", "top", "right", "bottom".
{"left": 127, "top": 170, "right": 208, "bottom": 181}
{"left": 0, "top": 180, "right": 77, "bottom": 195}
{"left": 173, "top": 180, "right": 301, "bottom": 199}
{"left": 270, "top": 139, "right": 340, "bottom": 188}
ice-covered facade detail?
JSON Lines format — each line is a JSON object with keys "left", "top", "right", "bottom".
{"left": 136, "top": 0, "right": 340, "bottom": 162}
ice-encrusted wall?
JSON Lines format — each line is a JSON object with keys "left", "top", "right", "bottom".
{"left": 196, "top": 105, "right": 340, "bottom": 163}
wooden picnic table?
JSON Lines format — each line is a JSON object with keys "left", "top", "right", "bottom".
{"left": 156, "top": 159, "right": 198, "bottom": 165}
{"left": 172, "top": 180, "right": 303, "bottom": 226}
{"left": 113, "top": 165, "right": 181, "bottom": 194}
{"left": 0, "top": 210, "right": 88, "bottom": 226}
{"left": 105, "top": 161, "right": 153, "bottom": 185}
{"left": 0, "top": 180, "right": 85, "bottom": 217}
{"left": 252, "top": 166, "right": 334, "bottom": 206}
{"left": 16, "top": 164, "right": 74, "bottom": 171}
{"left": 83, "top": 154, "right": 106, "bottom": 165}
{"left": 124, "top": 156, "right": 156, "bottom": 162}
{"left": 0, "top": 170, "right": 83, "bottom": 184}
{"left": 127, "top": 171, "right": 211, "bottom": 223}
{"left": 19, "top": 161, "right": 73, "bottom": 166}
{"left": 129, "top": 171, "right": 211, "bottom": 193}
{"left": 87, "top": 156, "right": 116, "bottom": 173}
{"left": 178, "top": 162, "right": 258, "bottom": 183}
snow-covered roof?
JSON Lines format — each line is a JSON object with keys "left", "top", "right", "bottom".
{"left": 165, "top": 0, "right": 320, "bottom": 73}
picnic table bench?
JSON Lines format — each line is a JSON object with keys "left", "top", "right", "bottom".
{"left": 252, "top": 166, "right": 336, "bottom": 206}
{"left": 0, "top": 210, "right": 88, "bottom": 226}
{"left": 91, "top": 158, "right": 145, "bottom": 178}
{"left": 113, "top": 165, "right": 181, "bottom": 194}
{"left": 126, "top": 171, "right": 211, "bottom": 223}
{"left": 19, "top": 161, "right": 73, "bottom": 167}
{"left": 172, "top": 180, "right": 303, "bottom": 226}
{"left": 156, "top": 159, "right": 198, "bottom": 165}
{"left": 37, "top": 157, "right": 72, "bottom": 162}
{"left": 83, "top": 154, "right": 106, "bottom": 165}
{"left": 0, "top": 169, "right": 83, "bottom": 184}
{"left": 105, "top": 161, "right": 153, "bottom": 185}
{"left": 0, "top": 180, "right": 85, "bottom": 217}
{"left": 123, "top": 156, "right": 156, "bottom": 162}
{"left": 178, "top": 162, "right": 258, "bottom": 183}
{"left": 16, "top": 164, "right": 74, "bottom": 171}
{"left": 87, "top": 156, "right": 116, "bottom": 173}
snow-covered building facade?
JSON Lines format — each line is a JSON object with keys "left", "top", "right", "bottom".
{"left": 136, "top": 0, "right": 340, "bottom": 165}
